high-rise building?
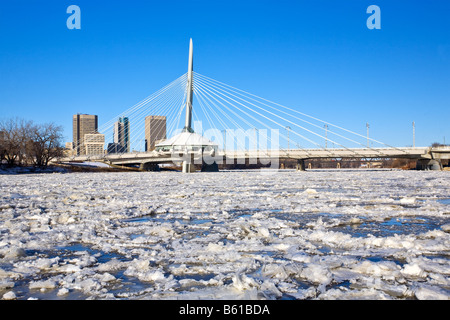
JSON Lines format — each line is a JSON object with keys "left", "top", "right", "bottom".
{"left": 107, "top": 143, "right": 125, "bottom": 154}
{"left": 84, "top": 133, "right": 105, "bottom": 155}
{"left": 113, "top": 117, "right": 130, "bottom": 153}
{"left": 73, "top": 114, "right": 98, "bottom": 155}
{"left": 145, "top": 116, "right": 166, "bottom": 151}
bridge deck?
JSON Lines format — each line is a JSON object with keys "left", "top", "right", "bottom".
{"left": 58, "top": 147, "right": 440, "bottom": 166}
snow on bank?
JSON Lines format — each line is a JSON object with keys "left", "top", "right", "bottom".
{"left": 0, "top": 170, "right": 449, "bottom": 300}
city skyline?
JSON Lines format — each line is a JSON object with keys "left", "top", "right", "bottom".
{"left": 1, "top": 1, "right": 449, "bottom": 148}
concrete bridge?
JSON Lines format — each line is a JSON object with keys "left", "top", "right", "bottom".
{"left": 65, "top": 39, "right": 449, "bottom": 172}
{"left": 59, "top": 146, "right": 450, "bottom": 171}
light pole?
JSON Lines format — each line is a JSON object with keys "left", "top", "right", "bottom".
{"left": 286, "top": 126, "right": 291, "bottom": 150}
{"left": 252, "top": 128, "right": 258, "bottom": 151}
{"left": 324, "top": 124, "right": 328, "bottom": 149}
{"left": 366, "top": 123, "right": 370, "bottom": 148}
{"left": 412, "top": 121, "right": 415, "bottom": 148}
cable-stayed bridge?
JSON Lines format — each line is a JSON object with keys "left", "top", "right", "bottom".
{"left": 61, "top": 39, "right": 449, "bottom": 172}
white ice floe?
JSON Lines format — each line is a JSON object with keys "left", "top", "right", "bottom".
{"left": 0, "top": 170, "right": 449, "bottom": 300}
{"left": 2, "top": 291, "right": 16, "bottom": 300}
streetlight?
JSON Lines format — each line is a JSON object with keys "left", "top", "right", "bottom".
{"left": 366, "top": 123, "right": 370, "bottom": 148}
{"left": 252, "top": 128, "right": 258, "bottom": 151}
{"left": 285, "top": 126, "right": 291, "bottom": 150}
{"left": 412, "top": 121, "right": 415, "bottom": 148}
{"left": 324, "top": 124, "right": 328, "bottom": 149}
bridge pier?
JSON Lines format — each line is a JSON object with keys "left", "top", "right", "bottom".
{"left": 416, "top": 159, "right": 442, "bottom": 171}
{"left": 182, "top": 162, "right": 195, "bottom": 173}
{"left": 140, "top": 162, "right": 160, "bottom": 172}
{"left": 201, "top": 161, "right": 219, "bottom": 172}
{"left": 296, "top": 159, "right": 306, "bottom": 171}
{"left": 182, "top": 154, "right": 195, "bottom": 173}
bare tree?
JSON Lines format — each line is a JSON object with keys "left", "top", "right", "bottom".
{"left": 431, "top": 142, "right": 448, "bottom": 147}
{"left": 0, "top": 118, "right": 25, "bottom": 166}
{"left": 0, "top": 129, "right": 6, "bottom": 162}
{"left": 0, "top": 118, "right": 64, "bottom": 168}
{"left": 27, "top": 123, "right": 64, "bottom": 167}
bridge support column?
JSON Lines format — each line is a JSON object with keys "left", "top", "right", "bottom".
{"left": 140, "top": 163, "right": 160, "bottom": 172}
{"left": 416, "top": 159, "right": 442, "bottom": 171}
{"left": 296, "top": 159, "right": 306, "bottom": 171}
{"left": 201, "top": 161, "right": 219, "bottom": 172}
{"left": 182, "top": 154, "right": 195, "bottom": 173}
{"left": 182, "top": 162, "right": 195, "bottom": 173}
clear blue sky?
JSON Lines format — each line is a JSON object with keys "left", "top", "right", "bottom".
{"left": 1, "top": 0, "right": 449, "bottom": 147}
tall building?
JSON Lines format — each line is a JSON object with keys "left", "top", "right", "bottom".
{"left": 84, "top": 133, "right": 105, "bottom": 155}
{"left": 113, "top": 117, "right": 130, "bottom": 153}
{"left": 73, "top": 114, "right": 98, "bottom": 155}
{"left": 145, "top": 116, "right": 166, "bottom": 151}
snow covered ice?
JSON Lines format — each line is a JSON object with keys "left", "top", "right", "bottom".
{"left": 0, "top": 169, "right": 449, "bottom": 300}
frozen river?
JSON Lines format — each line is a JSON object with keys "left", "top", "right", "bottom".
{"left": 0, "top": 169, "right": 449, "bottom": 300}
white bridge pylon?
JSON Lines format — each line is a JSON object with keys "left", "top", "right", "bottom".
{"left": 66, "top": 39, "right": 439, "bottom": 170}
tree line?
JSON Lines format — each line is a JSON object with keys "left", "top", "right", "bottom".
{"left": 0, "top": 118, "right": 64, "bottom": 168}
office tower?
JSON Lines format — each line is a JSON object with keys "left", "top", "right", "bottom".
{"left": 120, "top": 117, "right": 130, "bottom": 152}
{"left": 107, "top": 142, "right": 125, "bottom": 154}
{"left": 145, "top": 116, "right": 166, "bottom": 151}
{"left": 113, "top": 116, "right": 130, "bottom": 153}
{"left": 84, "top": 133, "right": 105, "bottom": 155}
{"left": 73, "top": 114, "right": 98, "bottom": 155}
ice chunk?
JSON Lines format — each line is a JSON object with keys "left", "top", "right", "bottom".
{"left": 57, "top": 288, "right": 70, "bottom": 296}
{"left": 304, "top": 188, "right": 317, "bottom": 194}
{"left": 260, "top": 280, "right": 282, "bottom": 298}
{"left": 300, "top": 264, "right": 332, "bottom": 285}
{"left": 414, "top": 285, "right": 449, "bottom": 300}
{"left": 58, "top": 264, "right": 82, "bottom": 273}
{"left": 318, "top": 287, "right": 392, "bottom": 300}
{"left": 97, "top": 258, "right": 125, "bottom": 272}
{"left": 261, "top": 264, "right": 290, "bottom": 280}
{"left": 401, "top": 263, "right": 427, "bottom": 278}
{"left": 400, "top": 197, "right": 416, "bottom": 205}
{"left": 290, "top": 287, "right": 316, "bottom": 300}
{"left": 35, "top": 257, "right": 60, "bottom": 270}
{"left": 258, "top": 227, "right": 270, "bottom": 238}
{"left": 353, "top": 260, "right": 400, "bottom": 278}
{"left": 290, "top": 252, "right": 311, "bottom": 264}
{"left": 207, "top": 242, "right": 224, "bottom": 252}
{"left": 138, "top": 270, "right": 166, "bottom": 282}
{"left": 349, "top": 217, "right": 362, "bottom": 225}
{"left": 0, "top": 280, "right": 15, "bottom": 290}
{"left": 75, "top": 279, "right": 102, "bottom": 293}
{"left": 29, "top": 280, "right": 57, "bottom": 290}
{"left": 2, "top": 291, "right": 17, "bottom": 300}
{"left": 231, "top": 273, "right": 259, "bottom": 291}
{"left": 99, "top": 272, "right": 116, "bottom": 283}
{"left": 3, "top": 247, "right": 26, "bottom": 259}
